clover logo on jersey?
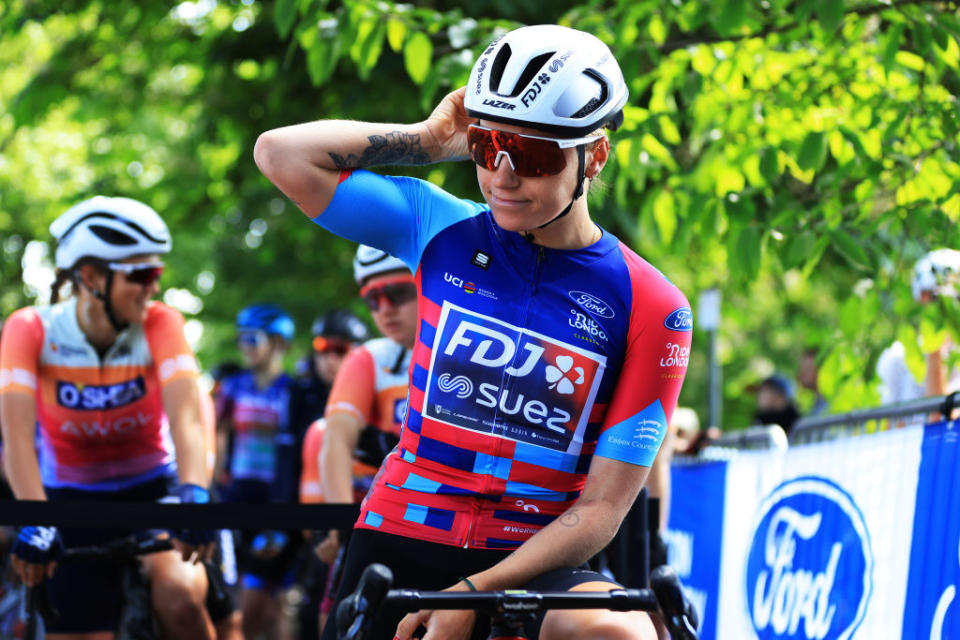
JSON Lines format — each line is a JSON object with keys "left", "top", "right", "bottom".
{"left": 545, "top": 356, "right": 585, "bottom": 395}
{"left": 425, "top": 303, "right": 607, "bottom": 454}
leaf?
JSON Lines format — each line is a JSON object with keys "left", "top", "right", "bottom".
{"left": 387, "top": 18, "right": 407, "bottom": 52}
{"left": 760, "top": 147, "right": 779, "bottom": 184}
{"left": 830, "top": 229, "right": 870, "bottom": 269}
{"left": 797, "top": 131, "right": 827, "bottom": 172}
{"left": 652, "top": 189, "right": 677, "bottom": 244}
{"left": 783, "top": 231, "right": 816, "bottom": 269}
{"left": 816, "top": 0, "right": 844, "bottom": 36}
{"left": 733, "top": 225, "right": 762, "bottom": 281}
{"left": 274, "top": 0, "right": 298, "bottom": 39}
{"left": 913, "top": 21, "right": 933, "bottom": 56}
{"left": 882, "top": 23, "right": 904, "bottom": 72}
{"left": 712, "top": 0, "right": 746, "bottom": 37}
{"left": 404, "top": 31, "right": 433, "bottom": 86}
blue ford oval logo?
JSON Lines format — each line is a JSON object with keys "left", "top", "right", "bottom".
{"left": 568, "top": 291, "right": 614, "bottom": 319}
{"left": 664, "top": 306, "right": 693, "bottom": 332}
{"left": 746, "top": 477, "right": 873, "bottom": 640}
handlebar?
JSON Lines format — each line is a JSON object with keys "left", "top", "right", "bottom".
{"left": 337, "top": 563, "right": 700, "bottom": 640}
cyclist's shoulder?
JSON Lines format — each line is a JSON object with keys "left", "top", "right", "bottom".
{"left": 143, "top": 301, "right": 186, "bottom": 328}
{"left": 341, "top": 170, "right": 486, "bottom": 218}
{"left": 360, "top": 337, "right": 406, "bottom": 362}
{"left": 613, "top": 243, "right": 690, "bottom": 314}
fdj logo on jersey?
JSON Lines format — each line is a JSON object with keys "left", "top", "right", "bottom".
{"left": 746, "top": 477, "right": 873, "bottom": 640}
{"left": 425, "top": 304, "right": 606, "bottom": 453}
{"left": 57, "top": 377, "right": 146, "bottom": 411}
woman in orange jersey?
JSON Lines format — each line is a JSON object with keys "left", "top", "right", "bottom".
{"left": 0, "top": 196, "right": 217, "bottom": 640}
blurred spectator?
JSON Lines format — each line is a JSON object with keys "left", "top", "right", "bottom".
{"left": 797, "top": 348, "right": 828, "bottom": 417}
{"left": 752, "top": 374, "right": 801, "bottom": 435}
{"left": 877, "top": 249, "right": 960, "bottom": 410}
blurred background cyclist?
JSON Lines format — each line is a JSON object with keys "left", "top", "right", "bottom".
{"left": 0, "top": 196, "right": 217, "bottom": 639}
{"left": 214, "top": 303, "right": 299, "bottom": 640}
{"left": 296, "top": 307, "right": 370, "bottom": 640}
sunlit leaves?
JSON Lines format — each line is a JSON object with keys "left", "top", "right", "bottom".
{"left": 403, "top": 31, "right": 432, "bottom": 85}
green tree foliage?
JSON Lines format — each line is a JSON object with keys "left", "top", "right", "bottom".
{"left": 1, "top": 0, "right": 958, "bottom": 428}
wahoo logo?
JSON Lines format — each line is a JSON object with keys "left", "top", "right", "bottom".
{"left": 664, "top": 306, "right": 693, "bottom": 332}
{"left": 746, "top": 477, "right": 873, "bottom": 640}
{"left": 482, "top": 99, "right": 515, "bottom": 111}
{"left": 475, "top": 57, "right": 488, "bottom": 94}
{"left": 57, "top": 377, "right": 146, "bottom": 411}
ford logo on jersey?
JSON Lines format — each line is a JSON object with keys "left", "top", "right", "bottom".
{"left": 57, "top": 376, "right": 147, "bottom": 411}
{"left": 568, "top": 290, "right": 615, "bottom": 319}
{"left": 746, "top": 477, "right": 873, "bottom": 640}
{"left": 664, "top": 306, "right": 693, "bottom": 332}
{"left": 425, "top": 303, "right": 606, "bottom": 454}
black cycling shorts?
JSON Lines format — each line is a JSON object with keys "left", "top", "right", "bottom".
{"left": 42, "top": 475, "right": 173, "bottom": 633}
{"left": 318, "top": 528, "right": 617, "bottom": 640}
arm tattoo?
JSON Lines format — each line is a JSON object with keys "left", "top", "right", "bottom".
{"left": 329, "top": 131, "right": 432, "bottom": 169}
{"left": 559, "top": 511, "right": 581, "bottom": 527}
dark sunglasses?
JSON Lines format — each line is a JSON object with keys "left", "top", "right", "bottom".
{"left": 107, "top": 261, "right": 165, "bottom": 287}
{"left": 313, "top": 336, "right": 352, "bottom": 356}
{"left": 359, "top": 277, "right": 417, "bottom": 311}
{"left": 467, "top": 124, "right": 605, "bottom": 178}
{"left": 236, "top": 330, "right": 268, "bottom": 348}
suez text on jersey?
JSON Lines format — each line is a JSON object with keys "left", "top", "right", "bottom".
{"left": 57, "top": 376, "right": 146, "bottom": 411}
{"left": 436, "top": 320, "right": 585, "bottom": 433}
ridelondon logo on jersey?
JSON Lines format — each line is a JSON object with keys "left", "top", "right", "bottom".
{"left": 424, "top": 303, "right": 606, "bottom": 454}
{"left": 746, "top": 477, "right": 873, "bottom": 640}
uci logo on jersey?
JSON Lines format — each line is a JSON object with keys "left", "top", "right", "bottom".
{"left": 746, "top": 477, "right": 873, "bottom": 640}
{"left": 57, "top": 377, "right": 146, "bottom": 411}
{"left": 664, "top": 306, "right": 693, "bottom": 332}
{"left": 424, "top": 303, "right": 606, "bottom": 454}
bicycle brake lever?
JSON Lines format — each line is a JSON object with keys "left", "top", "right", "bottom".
{"left": 650, "top": 564, "right": 699, "bottom": 640}
{"left": 337, "top": 563, "right": 394, "bottom": 640}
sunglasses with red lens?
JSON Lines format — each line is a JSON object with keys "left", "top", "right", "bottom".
{"left": 360, "top": 278, "right": 417, "bottom": 311}
{"left": 313, "top": 336, "right": 352, "bottom": 356}
{"left": 467, "top": 124, "right": 605, "bottom": 178}
{"left": 107, "top": 261, "right": 165, "bottom": 287}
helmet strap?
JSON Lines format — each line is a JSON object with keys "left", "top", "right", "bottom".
{"left": 536, "top": 145, "right": 587, "bottom": 230}
{"left": 92, "top": 272, "right": 128, "bottom": 333}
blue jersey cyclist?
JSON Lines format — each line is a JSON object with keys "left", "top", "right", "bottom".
{"left": 214, "top": 304, "right": 300, "bottom": 640}
{"left": 256, "top": 24, "right": 692, "bottom": 640}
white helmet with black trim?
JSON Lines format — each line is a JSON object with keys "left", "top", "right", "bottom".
{"left": 353, "top": 244, "right": 409, "bottom": 285}
{"left": 49, "top": 196, "right": 172, "bottom": 269}
{"left": 465, "top": 24, "right": 629, "bottom": 137}
{"left": 912, "top": 248, "right": 960, "bottom": 301}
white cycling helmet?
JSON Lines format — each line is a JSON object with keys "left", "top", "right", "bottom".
{"left": 465, "top": 24, "right": 629, "bottom": 137}
{"left": 50, "top": 196, "right": 172, "bottom": 269}
{"left": 912, "top": 248, "right": 960, "bottom": 301}
{"left": 353, "top": 245, "right": 409, "bottom": 285}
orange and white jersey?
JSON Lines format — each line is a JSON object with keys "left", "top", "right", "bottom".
{"left": 324, "top": 337, "right": 410, "bottom": 438}
{"left": 0, "top": 298, "right": 199, "bottom": 490}
{"left": 299, "top": 417, "right": 379, "bottom": 504}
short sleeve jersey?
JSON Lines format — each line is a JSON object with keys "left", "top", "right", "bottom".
{"left": 325, "top": 337, "right": 411, "bottom": 438}
{"left": 215, "top": 370, "right": 293, "bottom": 484}
{"left": 0, "top": 299, "right": 198, "bottom": 490}
{"left": 313, "top": 170, "right": 692, "bottom": 549}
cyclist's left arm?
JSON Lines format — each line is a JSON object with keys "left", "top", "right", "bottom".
{"left": 146, "top": 305, "right": 216, "bottom": 560}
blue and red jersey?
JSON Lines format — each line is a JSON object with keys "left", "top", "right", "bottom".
{"left": 215, "top": 370, "right": 293, "bottom": 488}
{"left": 313, "top": 170, "right": 691, "bottom": 549}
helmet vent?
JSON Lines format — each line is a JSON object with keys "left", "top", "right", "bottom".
{"left": 89, "top": 224, "right": 137, "bottom": 246}
{"left": 489, "top": 44, "right": 512, "bottom": 94}
{"left": 569, "top": 70, "right": 608, "bottom": 119}
{"left": 499, "top": 52, "right": 555, "bottom": 98}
